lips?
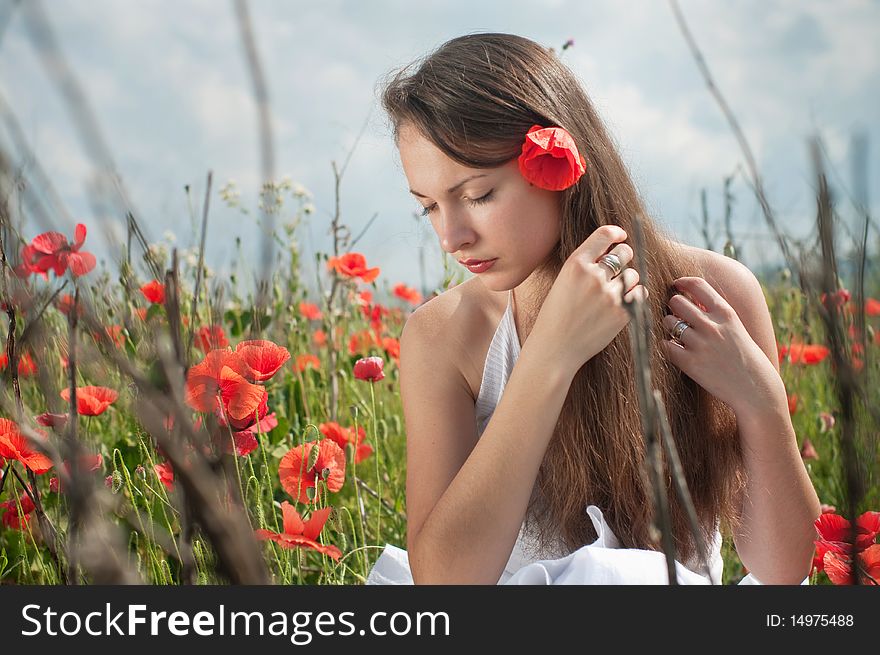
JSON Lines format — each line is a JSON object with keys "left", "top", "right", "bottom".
{"left": 460, "top": 258, "right": 498, "bottom": 274}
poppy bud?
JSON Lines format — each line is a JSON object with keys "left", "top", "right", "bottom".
{"left": 308, "top": 443, "right": 320, "bottom": 471}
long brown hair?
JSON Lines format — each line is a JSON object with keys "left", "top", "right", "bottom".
{"left": 381, "top": 33, "right": 746, "bottom": 564}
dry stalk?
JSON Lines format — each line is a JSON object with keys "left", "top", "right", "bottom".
{"left": 809, "top": 139, "right": 869, "bottom": 584}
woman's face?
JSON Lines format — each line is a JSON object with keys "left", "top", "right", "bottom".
{"left": 397, "top": 123, "right": 562, "bottom": 291}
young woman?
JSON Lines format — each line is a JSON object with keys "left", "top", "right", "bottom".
{"left": 367, "top": 33, "right": 820, "bottom": 585}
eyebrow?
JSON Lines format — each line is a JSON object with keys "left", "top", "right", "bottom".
{"left": 409, "top": 174, "right": 488, "bottom": 198}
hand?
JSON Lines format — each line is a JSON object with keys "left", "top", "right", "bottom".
{"left": 660, "top": 276, "right": 784, "bottom": 417}
{"left": 530, "top": 225, "right": 648, "bottom": 377}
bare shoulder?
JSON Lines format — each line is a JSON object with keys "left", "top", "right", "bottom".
{"left": 402, "top": 277, "right": 505, "bottom": 401}
{"left": 398, "top": 277, "right": 505, "bottom": 553}
{"left": 679, "top": 244, "right": 780, "bottom": 373}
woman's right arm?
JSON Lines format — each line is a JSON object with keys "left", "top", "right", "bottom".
{"left": 402, "top": 302, "right": 577, "bottom": 584}
{"left": 404, "top": 225, "right": 642, "bottom": 584}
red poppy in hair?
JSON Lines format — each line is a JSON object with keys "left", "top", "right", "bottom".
{"left": 518, "top": 125, "right": 587, "bottom": 191}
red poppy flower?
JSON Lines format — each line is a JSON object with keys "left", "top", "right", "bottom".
{"left": 0, "top": 419, "right": 53, "bottom": 474}
{"left": 185, "top": 349, "right": 264, "bottom": 422}
{"left": 35, "top": 412, "right": 68, "bottom": 429}
{"left": 295, "top": 354, "right": 321, "bottom": 373}
{"left": 278, "top": 439, "right": 346, "bottom": 504}
{"left": 382, "top": 336, "right": 400, "bottom": 364}
{"left": 866, "top": 298, "right": 880, "bottom": 316}
{"left": 1, "top": 493, "right": 36, "bottom": 531}
{"left": 518, "top": 125, "right": 587, "bottom": 191}
{"left": 16, "top": 223, "right": 96, "bottom": 278}
{"left": 786, "top": 343, "right": 830, "bottom": 365}
{"left": 235, "top": 339, "right": 290, "bottom": 382}
{"left": 813, "top": 510, "right": 880, "bottom": 574}
{"left": 255, "top": 502, "right": 342, "bottom": 560}
{"left": 0, "top": 352, "right": 37, "bottom": 377}
{"left": 298, "top": 302, "right": 323, "bottom": 320}
{"left": 823, "top": 544, "right": 880, "bottom": 585}
{"left": 787, "top": 393, "right": 798, "bottom": 414}
{"left": 220, "top": 386, "right": 269, "bottom": 431}
{"left": 154, "top": 461, "right": 174, "bottom": 490}
{"left": 353, "top": 356, "right": 384, "bottom": 382}
{"left": 393, "top": 283, "right": 423, "bottom": 306}
{"left": 319, "top": 422, "right": 372, "bottom": 464}
{"left": 313, "top": 329, "right": 328, "bottom": 347}
{"left": 60, "top": 385, "right": 119, "bottom": 416}
{"left": 140, "top": 280, "right": 165, "bottom": 304}
{"left": 356, "top": 290, "right": 372, "bottom": 306}
{"left": 134, "top": 307, "right": 149, "bottom": 321}
{"left": 194, "top": 325, "right": 229, "bottom": 353}
{"left": 15, "top": 244, "right": 48, "bottom": 279}
{"left": 326, "top": 252, "right": 380, "bottom": 284}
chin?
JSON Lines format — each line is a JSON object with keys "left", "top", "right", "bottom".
{"left": 475, "top": 274, "right": 507, "bottom": 293}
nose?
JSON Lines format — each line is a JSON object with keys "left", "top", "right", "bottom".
{"left": 436, "top": 206, "right": 476, "bottom": 255}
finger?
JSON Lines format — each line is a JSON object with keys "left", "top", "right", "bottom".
{"left": 672, "top": 277, "right": 728, "bottom": 316}
{"left": 606, "top": 243, "right": 634, "bottom": 268}
{"left": 616, "top": 267, "right": 639, "bottom": 293}
{"left": 576, "top": 224, "right": 628, "bottom": 261}
{"left": 666, "top": 293, "right": 710, "bottom": 328}
{"left": 623, "top": 284, "right": 648, "bottom": 304}
{"left": 660, "top": 337, "right": 688, "bottom": 365}
{"left": 662, "top": 313, "right": 696, "bottom": 346}
{"left": 595, "top": 243, "right": 634, "bottom": 281}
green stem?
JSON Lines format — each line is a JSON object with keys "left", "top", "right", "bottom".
{"left": 369, "top": 382, "right": 381, "bottom": 549}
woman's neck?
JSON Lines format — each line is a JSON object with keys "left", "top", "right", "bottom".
{"left": 511, "top": 264, "right": 557, "bottom": 346}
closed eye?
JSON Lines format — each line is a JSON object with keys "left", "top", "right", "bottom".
{"left": 419, "top": 190, "right": 494, "bottom": 218}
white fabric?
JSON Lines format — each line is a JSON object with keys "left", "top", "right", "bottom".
{"left": 367, "top": 289, "right": 806, "bottom": 585}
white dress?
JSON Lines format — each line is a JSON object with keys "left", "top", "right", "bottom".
{"left": 367, "top": 289, "right": 806, "bottom": 585}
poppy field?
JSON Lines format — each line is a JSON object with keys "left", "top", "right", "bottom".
{"left": 0, "top": 180, "right": 879, "bottom": 586}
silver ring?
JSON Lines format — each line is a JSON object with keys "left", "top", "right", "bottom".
{"left": 597, "top": 253, "right": 622, "bottom": 278}
{"left": 670, "top": 319, "right": 691, "bottom": 343}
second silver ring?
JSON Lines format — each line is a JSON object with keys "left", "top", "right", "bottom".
{"left": 597, "top": 253, "right": 623, "bottom": 278}
{"left": 670, "top": 319, "right": 692, "bottom": 343}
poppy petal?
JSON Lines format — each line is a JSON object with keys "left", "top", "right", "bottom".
{"left": 235, "top": 339, "right": 291, "bottom": 382}
{"left": 281, "top": 501, "right": 305, "bottom": 535}
{"left": 302, "top": 507, "right": 332, "bottom": 541}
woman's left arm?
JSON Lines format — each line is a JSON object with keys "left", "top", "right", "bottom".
{"left": 660, "top": 258, "right": 821, "bottom": 584}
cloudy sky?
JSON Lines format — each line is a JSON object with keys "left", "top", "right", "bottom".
{"left": 1, "top": 0, "right": 877, "bottom": 299}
